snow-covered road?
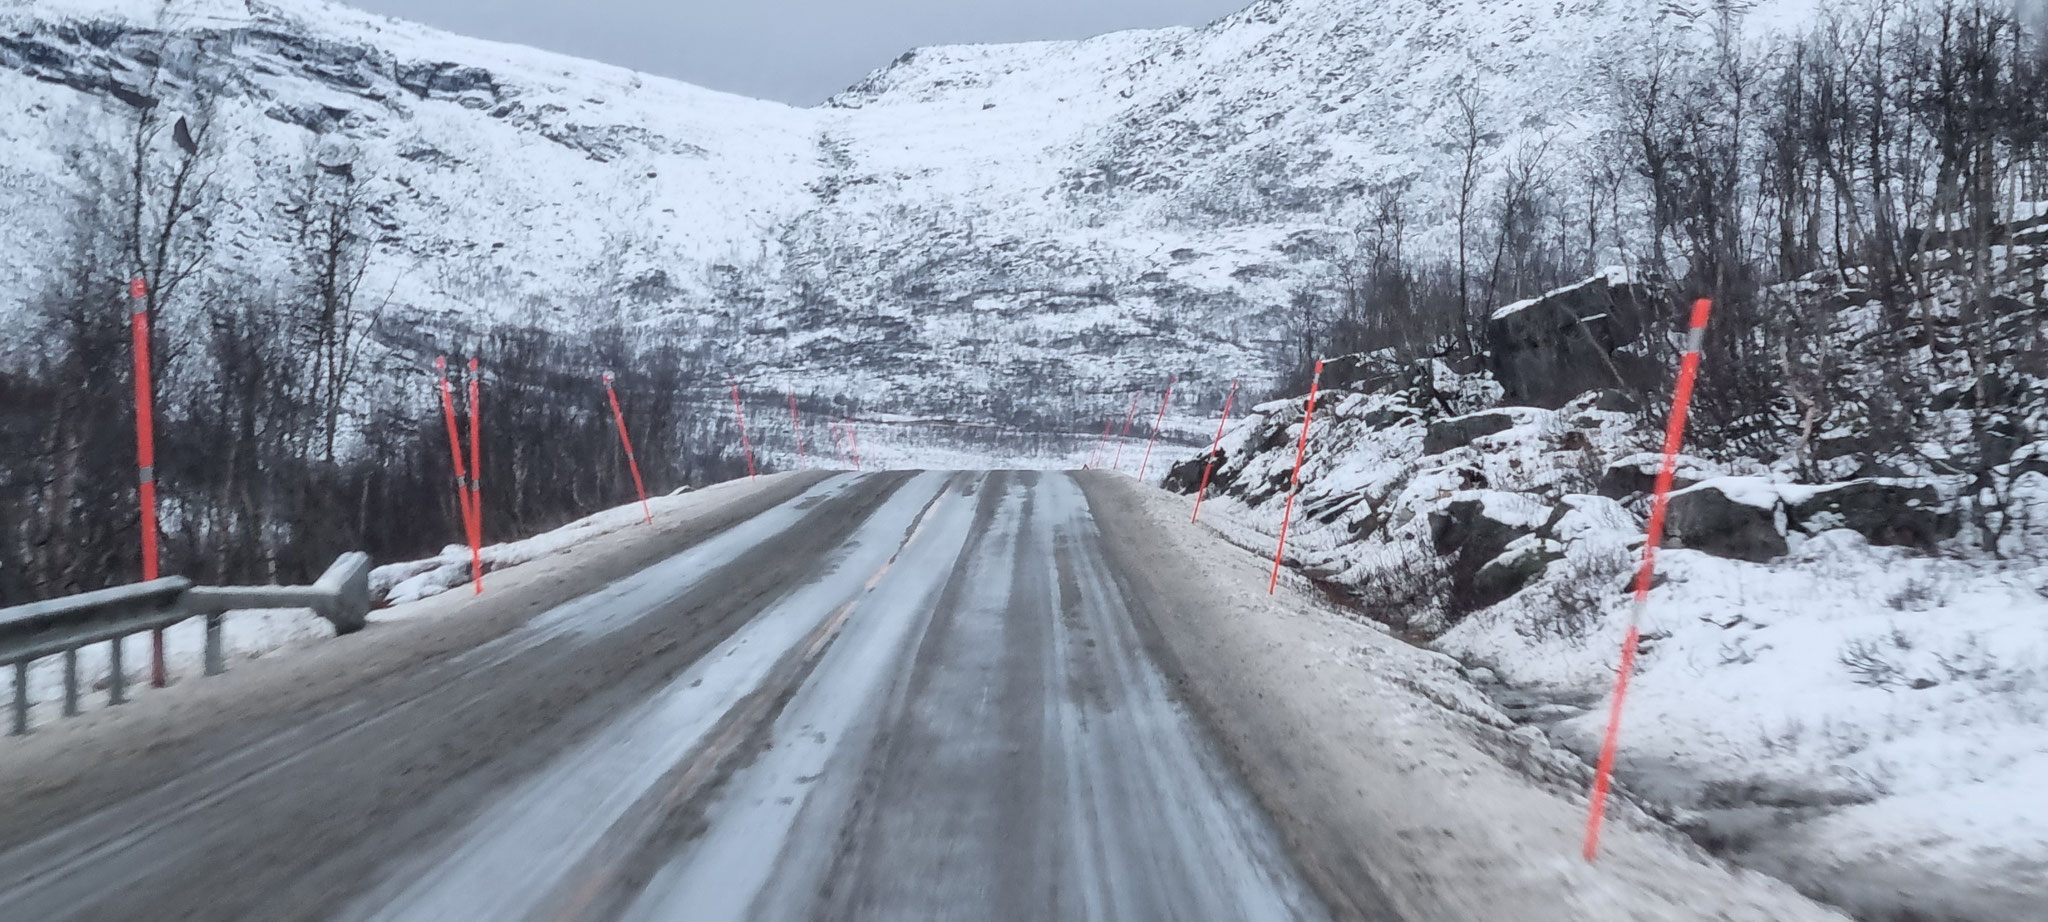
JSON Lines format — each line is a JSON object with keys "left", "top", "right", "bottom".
{"left": 0, "top": 471, "right": 1337, "bottom": 921}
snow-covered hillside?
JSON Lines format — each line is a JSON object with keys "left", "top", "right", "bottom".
{"left": 0, "top": 0, "right": 1821, "bottom": 436}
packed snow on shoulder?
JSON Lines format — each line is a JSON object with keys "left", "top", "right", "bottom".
{"left": 369, "top": 487, "right": 706, "bottom": 608}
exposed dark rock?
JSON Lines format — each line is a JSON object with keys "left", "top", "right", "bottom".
{"left": 1163, "top": 454, "right": 1213, "bottom": 494}
{"left": 0, "top": 35, "right": 74, "bottom": 72}
{"left": 1599, "top": 452, "right": 1720, "bottom": 499}
{"left": 109, "top": 84, "right": 159, "bottom": 109}
{"left": 1360, "top": 406, "right": 1406, "bottom": 429}
{"left": 1423, "top": 409, "right": 1522, "bottom": 455}
{"left": 1429, "top": 491, "right": 1551, "bottom": 564}
{"left": 1784, "top": 479, "right": 1948, "bottom": 549}
{"left": 1592, "top": 389, "right": 1640, "bottom": 413}
{"left": 396, "top": 61, "right": 498, "bottom": 99}
{"left": 1485, "top": 273, "right": 1658, "bottom": 408}
{"left": 1472, "top": 540, "right": 1566, "bottom": 608}
{"left": 2016, "top": 443, "right": 2048, "bottom": 479}
{"left": 1665, "top": 478, "right": 1789, "bottom": 562}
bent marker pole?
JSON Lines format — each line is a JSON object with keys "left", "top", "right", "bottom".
{"left": 1191, "top": 379, "right": 1239, "bottom": 524}
{"left": 1137, "top": 375, "right": 1176, "bottom": 482}
{"left": 1086, "top": 415, "right": 1114, "bottom": 470}
{"left": 1583, "top": 297, "right": 1714, "bottom": 862}
{"left": 1110, "top": 395, "right": 1140, "bottom": 473}
{"left": 130, "top": 277, "right": 165, "bottom": 688}
{"left": 466, "top": 359, "right": 484, "bottom": 594}
{"left": 605, "top": 374, "right": 654, "bottom": 524}
{"left": 1268, "top": 361, "right": 1325, "bottom": 594}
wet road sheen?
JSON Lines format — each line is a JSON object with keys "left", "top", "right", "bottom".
{"left": 0, "top": 472, "right": 1330, "bottom": 921}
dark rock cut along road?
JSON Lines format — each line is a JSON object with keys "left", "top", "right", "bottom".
{"left": 0, "top": 471, "right": 1340, "bottom": 921}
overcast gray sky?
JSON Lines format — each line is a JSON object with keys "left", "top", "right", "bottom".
{"left": 347, "top": 0, "right": 1250, "bottom": 105}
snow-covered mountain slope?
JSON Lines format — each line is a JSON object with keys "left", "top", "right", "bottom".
{"left": 0, "top": 0, "right": 1821, "bottom": 432}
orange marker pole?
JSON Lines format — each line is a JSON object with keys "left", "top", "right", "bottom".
{"left": 605, "top": 373, "right": 654, "bottom": 524}
{"left": 465, "top": 359, "right": 483, "bottom": 594}
{"left": 1268, "top": 361, "right": 1325, "bottom": 594}
{"left": 1137, "top": 375, "right": 1176, "bottom": 482}
{"left": 1109, "top": 395, "right": 1140, "bottom": 473}
{"left": 1191, "top": 379, "right": 1239, "bottom": 524}
{"left": 847, "top": 419, "right": 863, "bottom": 472}
{"left": 729, "top": 382, "right": 757, "bottom": 479}
{"left": 1583, "top": 298, "right": 1714, "bottom": 862}
{"left": 435, "top": 358, "right": 477, "bottom": 589}
{"left": 1085, "top": 415, "right": 1114, "bottom": 470}
{"left": 130, "top": 278, "right": 165, "bottom": 687}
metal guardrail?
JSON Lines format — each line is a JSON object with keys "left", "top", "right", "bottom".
{"left": 0, "top": 553, "right": 372, "bottom": 736}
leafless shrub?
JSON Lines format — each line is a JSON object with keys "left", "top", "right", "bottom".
{"left": 1885, "top": 576, "right": 1949, "bottom": 612}
{"left": 1839, "top": 637, "right": 1908, "bottom": 688}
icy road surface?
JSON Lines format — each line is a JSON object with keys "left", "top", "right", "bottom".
{"left": 0, "top": 471, "right": 1336, "bottom": 921}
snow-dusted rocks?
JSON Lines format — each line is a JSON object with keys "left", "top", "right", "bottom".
{"left": 1660, "top": 477, "right": 1951, "bottom": 562}
{"left": 1485, "top": 269, "right": 1658, "bottom": 409}
{"left": 1599, "top": 451, "right": 1723, "bottom": 499}
{"left": 1665, "top": 477, "right": 1791, "bottom": 563}
{"left": 1428, "top": 490, "right": 1551, "bottom": 562}
{"left": 1471, "top": 536, "right": 1566, "bottom": 608}
{"left": 1781, "top": 478, "right": 1950, "bottom": 550}
{"left": 1423, "top": 407, "right": 1541, "bottom": 455}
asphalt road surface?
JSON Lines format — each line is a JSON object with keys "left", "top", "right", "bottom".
{"left": 0, "top": 472, "right": 1335, "bottom": 921}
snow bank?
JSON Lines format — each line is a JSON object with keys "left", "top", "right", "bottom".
{"left": 1175, "top": 366, "right": 2048, "bottom": 920}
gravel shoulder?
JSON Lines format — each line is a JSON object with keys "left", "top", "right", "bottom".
{"left": 1076, "top": 471, "right": 1851, "bottom": 922}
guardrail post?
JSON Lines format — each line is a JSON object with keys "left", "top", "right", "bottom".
{"left": 203, "top": 614, "right": 224, "bottom": 676}
{"left": 62, "top": 650, "right": 79, "bottom": 717}
{"left": 11, "top": 662, "right": 27, "bottom": 736}
{"left": 109, "top": 639, "right": 126, "bottom": 705}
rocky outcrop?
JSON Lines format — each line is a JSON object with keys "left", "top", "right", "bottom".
{"left": 1472, "top": 538, "right": 1566, "bottom": 608}
{"left": 1783, "top": 479, "right": 1949, "bottom": 550}
{"left": 1485, "top": 271, "right": 1658, "bottom": 408}
{"left": 1163, "top": 454, "right": 1215, "bottom": 494}
{"left": 1429, "top": 491, "right": 1552, "bottom": 564}
{"left": 1665, "top": 478, "right": 1789, "bottom": 562}
{"left": 1599, "top": 452, "right": 1721, "bottom": 499}
{"left": 1424, "top": 409, "right": 1525, "bottom": 455}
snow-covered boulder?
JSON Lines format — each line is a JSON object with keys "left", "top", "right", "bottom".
{"left": 1542, "top": 494, "right": 1638, "bottom": 545}
{"left": 1782, "top": 478, "right": 1948, "bottom": 550}
{"left": 1163, "top": 452, "right": 1216, "bottom": 494}
{"left": 1422, "top": 408, "right": 1535, "bottom": 455}
{"left": 1484, "top": 270, "right": 1657, "bottom": 408}
{"left": 1664, "top": 477, "right": 1790, "bottom": 562}
{"left": 1598, "top": 452, "right": 1722, "bottom": 499}
{"left": 1428, "top": 490, "right": 1553, "bottom": 563}
{"left": 1472, "top": 537, "right": 1566, "bottom": 608}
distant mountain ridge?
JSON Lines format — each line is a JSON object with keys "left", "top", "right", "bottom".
{"left": 0, "top": 0, "right": 1821, "bottom": 428}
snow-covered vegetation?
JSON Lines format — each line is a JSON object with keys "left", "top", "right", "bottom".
{"left": 1176, "top": 233, "right": 2047, "bottom": 920}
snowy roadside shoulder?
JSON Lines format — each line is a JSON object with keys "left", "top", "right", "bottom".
{"left": 1078, "top": 472, "right": 1849, "bottom": 922}
{"left": 7, "top": 473, "right": 825, "bottom": 731}
{"left": 1439, "top": 529, "right": 2048, "bottom": 922}
{"left": 363, "top": 472, "right": 833, "bottom": 621}
{"left": 372, "top": 487, "right": 707, "bottom": 609}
